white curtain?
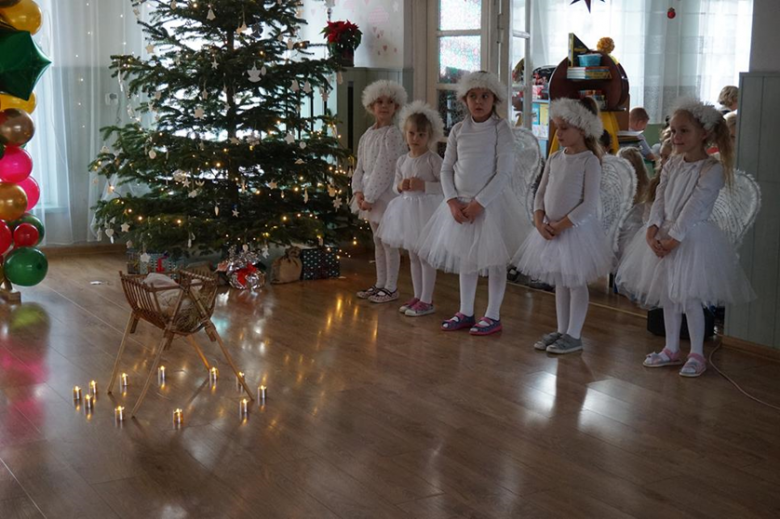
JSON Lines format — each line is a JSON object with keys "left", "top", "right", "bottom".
{"left": 26, "top": 0, "right": 147, "bottom": 245}
{"left": 527, "top": 0, "right": 752, "bottom": 122}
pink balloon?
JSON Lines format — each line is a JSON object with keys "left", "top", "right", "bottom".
{"left": 0, "top": 146, "right": 33, "bottom": 184}
{"left": 17, "top": 176, "right": 40, "bottom": 211}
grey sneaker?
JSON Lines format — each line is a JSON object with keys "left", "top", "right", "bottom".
{"left": 546, "top": 334, "right": 583, "bottom": 354}
{"left": 369, "top": 288, "right": 399, "bottom": 304}
{"left": 534, "top": 332, "right": 562, "bottom": 351}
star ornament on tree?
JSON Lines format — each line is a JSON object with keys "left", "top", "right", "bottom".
{"left": 570, "top": 0, "right": 604, "bottom": 12}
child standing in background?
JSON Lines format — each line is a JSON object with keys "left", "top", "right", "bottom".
{"left": 514, "top": 98, "right": 614, "bottom": 354}
{"left": 416, "top": 71, "right": 530, "bottom": 336}
{"left": 629, "top": 107, "right": 657, "bottom": 162}
{"left": 351, "top": 80, "right": 408, "bottom": 303}
{"left": 378, "top": 101, "right": 445, "bottom": 316}
{"left": 617, "top": 98, "right": 755, "bottom": 376}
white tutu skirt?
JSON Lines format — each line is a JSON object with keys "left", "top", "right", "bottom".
{"left": 513, "top": 216, "right": 614, "bottom": 288}
{"left": 617, "top": 204, "right": 645, "bottom": 264}
{"left": 350, "top": 192, "right": 393, "bottom": 225}
{"left": 415, "top": 191, "right": 531, "bottom": 276}
{"left": 615, "top": 221, "right": 755, "bottom": 307}
{"left": 377, "top": 194, "right": 443, "bottom": 250}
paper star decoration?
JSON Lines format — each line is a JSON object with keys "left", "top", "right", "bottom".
{"left": 140, "top": 252, "right": 151, "bottom": 263}
{"left": 182, "top": 179, "right": 191, "bottom": 188}
{"left": 194, "top": 107, "right": 205, "bottom": 119}
{"left": 267, "top": 181, "right": 278, "bottom": 189}
{"left": 188, "top": 189, "right": 199, "bottom": 198}
{"left": 146, "top": 44, "right": 155, "bottom": 54}
{"left": 232, "top": 209, "right": 240, "bottom": 217}
{"left": 121, "top": 223, "right": 131, "bottom": 232}
{"left": 211, "top": 59, "right": 219, "bottom": 70}
{"left": 333, "top": 197, "right": 343, "bottom": 210}
{"left": 570, "top": 0, "right": 604, "bottom": 12}
{"left": 285, "top": 132, "right": 295, "bottom": 144}
{"left": 248, "top": 64, "right": 262, "bottom": 83}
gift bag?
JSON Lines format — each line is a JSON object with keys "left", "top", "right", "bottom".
{"left": 300, "top": 247, "right": 340, "bottom": 280}
{"left": 270, "top": 247, "right": 303, "bottom": 284}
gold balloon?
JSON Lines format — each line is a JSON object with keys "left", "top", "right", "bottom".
{"left": 0, "top": 0, "right": 42, "bottom": 34}
{"left": 0, "top": 108, "right": 34, "bottom": 146}
{"left": 0, "top": 92, "right": 36, "bottom": 113}
{"left": 0, "top": 1, "right": 21, "bottom": 8}
{"left": 0, "top": 182, "right": 27, "bottom": 222}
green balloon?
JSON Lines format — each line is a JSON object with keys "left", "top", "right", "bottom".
{"left": 12, "top": 212, "right": 43, "bottom": 244}
{"left": 0, "top": 28, "right": 52, "bottom": 100}
{"left": 4, "top": 246, "right": 47, "bottom": 286}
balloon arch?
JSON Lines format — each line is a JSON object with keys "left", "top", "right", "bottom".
{"left": 0, "top": 0, "right": 51, "bottom": 302}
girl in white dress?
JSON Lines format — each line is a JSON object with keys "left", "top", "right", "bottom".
{"left": 378, "top": 101, "right": 445, "bottom": 316}
{"left": 617, "top": 98, "right": 755, "bottom": 377}
{"left": 351, "top": 80, "right": 408, "bottom": 303}
{"left": 416, "top": 71, "right": 530, "bottom": 336}
{"left": 514, "top": 97, "right": 614, "bottom": 354}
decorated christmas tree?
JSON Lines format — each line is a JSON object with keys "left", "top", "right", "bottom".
{"left": 90, "top": 0, "right": 353, "bottom": 258}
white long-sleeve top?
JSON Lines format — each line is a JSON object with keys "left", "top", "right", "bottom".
{"left": 351, "top": 124, "right": 407, "bottom": 204}
{"left": 646, "top": 155, "right": 724, "bottom": 241}
{"left": 392, "top": 151, "right": 444, "bottom": 196}
{"left": 534, "top": 149, "right": 602, "bottom": 225}
{"left": 440, "top": 115, "right": 515, "bottom": 207}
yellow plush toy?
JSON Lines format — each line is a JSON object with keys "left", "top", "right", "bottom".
{"left": 597, "top": 37, "right": 619, "bottom": 65}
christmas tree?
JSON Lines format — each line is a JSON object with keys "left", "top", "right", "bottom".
{"left": 90, "top": 0, "right": 353, "bottom": 258}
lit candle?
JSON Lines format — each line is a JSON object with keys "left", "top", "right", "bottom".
{"left": 209, "top": 367, "right": 219, "bottom": 384}
{"left": 115, "top": 406, "right": 125, "bottom": 421}
{"left": 121, "top": 373, "right": 129, "bottom": 387}
{"left": 73, "top": 386, "right": 82, "bottom": 400}
{"left": 236, "top": 371, "right": 245, "bottom": 389}
{"left": 173, "top": 408, "right": 183, "bottom": 426}
{"left": 239, "top": 398, "right": 249, "bottom": 416}
{"left": 258, "top": 385, "right": 267, "bottom": 402}
{"left": 84, "top": 394, "right": 94, "bottom": 409}
{"left": 89, "top": 380, "right": 98, "bottom": 396}
{"left": 158, "top": 366, "right": 166, "bottom": 384}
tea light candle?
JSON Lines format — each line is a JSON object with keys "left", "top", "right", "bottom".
{"left": 89, "top": 380, "right": 98, "bottom": 396}
{"left": 73, "top": 386, "right": 82, "bottom": 400}
{"left": 209, "top": 367, "right": 219, "bottom": 384}
{"left": 258, "top": 385, "right": 267, "bottom": 402}
{"left": 239, "top": 398, "right": 249, "bottom": 416}
{"left": 173, "top": 408, "right": 183, "bottom": 426}
{"left": 115, "top": 406, "right": 125, "bottom": 421}
{"left": 236, "top": 372, "right": 245, "bottom": 389}
{"left": 121, "top": 373, "right": 129, "bottom": 387}
{"left": 84, "top": 394, "right": 94, "bottom": 409}
{"left": 158, "top": 366, "right": 166, "bottom": 384}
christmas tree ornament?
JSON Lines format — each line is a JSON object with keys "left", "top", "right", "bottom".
{"left": 207, "top": 5, "right": 215, "bottom": 20}
{"left": 267, "top": 181, "right": 278, "bottom": 189}
{"left": 171, "top": 0, "right": 177, "bottom": 9}
{"left": 332, "top": 197, "right": 342, "bottom": 209}
{"left": 145, "top": 43, "right": 155, "bottom": 54}
{"left": 290, "top": 79, "right": 299, "bottom": 91}
{"left": 211, "top": 58, "right": 218, "bottom": 70}
{"left": 149, "top": 149, "right": 157, "bottom": 159}
{"left": 287, "top": 37, "right": 295, "bottom": 50}
{"left": 285, "top": 132, "right": 295, "bottom": 144}
{"left": 247, "top": 64, "right": 262, "bottom": 82}
{"left": 121, "top": 223, "right": 130, "bottom": 232}
{"left": 303, "top": 81, "right": 312, "bottom": 94}
{"left": 188, "top": 189, "right": 199, "bottom": 198}
{"left": 194, "top": 107, "right": 205, "bottom": 119}
{"left": 232, "top": 208, "right": 239, "bottom": 217}
{"left": 260, "top": 65, "right": 267, "bottom": 76}
{"left": 337, "top": 71, "right": 343, "bottom": 85}
{"left": 105, "top": 228, "right": 115, "bottom": 243}
{"left": 214, "top": 205, "right": 219, "bottom": 216}
{"left": 299, "top": 142, "right": 307, "bottom": 149}
{"left": 667, "top": 7, "right": 676, "bottom": 19}
{"left": 140, "top": 252, "right": 151, "bottom": 264}
{"left": 303, "top": 189, "right": 309, "bottom": 203}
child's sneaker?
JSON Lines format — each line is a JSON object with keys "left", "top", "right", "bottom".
{"left": 399, "top": 297, "right": 419, "bottom": 313}
{"left": 546, "top": 334, "right": 583, "bottom": 354}
{"left": 357, "top": 285, "right": 380, "bottom": 299}
{"left": 534, "top": 332, "right": 562, "bottom": 351}
{"left": 368, "top": 288, "right": 399, "bottom": 304}
{"left": 405, "top": 301, "right": 435, "bottom": 317}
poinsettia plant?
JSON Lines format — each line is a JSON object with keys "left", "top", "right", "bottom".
{"left": 321, "top": 20, "right": 362, "bottom": 53}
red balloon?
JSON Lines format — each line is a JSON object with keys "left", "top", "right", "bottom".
{"left": 0, "top": 146, "right": 33, "bottom": 183}
{"left": 16, "top": 176, "right": 39, "bottom": 210}
{"left": 12, "top": 222, "right": 38, "bottom": 247}
{"left": 0, "top": 220, "right": 11, "bottom": 254}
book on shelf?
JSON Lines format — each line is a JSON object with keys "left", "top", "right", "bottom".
{"left": 568, "top": 33, "right": 589, "bottom": 67}
{"left": 567, "top": 66, "right": 611, "bottom": 80}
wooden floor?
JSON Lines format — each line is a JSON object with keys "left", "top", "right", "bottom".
{"left": 2, "top": 253, "right": 780, "bottom": 519}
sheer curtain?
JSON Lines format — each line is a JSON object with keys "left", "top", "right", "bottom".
{"left": 27, "top": 0, "right": 147, "bottom": 245}
{"left": 528, "top": 0, "right": 752, "bottom": 122}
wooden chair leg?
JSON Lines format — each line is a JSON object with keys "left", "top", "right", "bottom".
{"left": 205, "top": 322, "right": 255, "bottom": 400}
{"left": 186, "top": 335, "right": 212, "bottom": 371}
{"left": 131, "top": 332, "right": 174, "bottom": 417}
{"left": 107, "top": 314, "right": 139, "bottom": 394}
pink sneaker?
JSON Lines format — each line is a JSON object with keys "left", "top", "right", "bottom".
{"left": 405, "top": 301, "right": 435, "bottom": 317}
{"left": 399, "top": 297, "right": 419, "bottom": 313}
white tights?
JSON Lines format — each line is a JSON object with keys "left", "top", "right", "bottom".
{"left": 458, "top": 267, "right": 507, "bottom": 321}
{"left": 555, "top": 285, "right": 590, "bottom": 339}
{"left": 370, "top": 222, "right": 400, "bottom": 292}
{"left": 662, "top": 297, "right": 705, "bottom": 356}
{"left": 408, "top": 252, "right": 437, "bottom": 304}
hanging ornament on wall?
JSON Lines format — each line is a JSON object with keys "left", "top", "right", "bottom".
{"left": 667, "top": 7, "right": 676, "bottom": 19}
{"left": 569, "top": 0, "right": 604, "bottom": 13}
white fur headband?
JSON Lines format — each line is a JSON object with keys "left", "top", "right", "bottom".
{"left": 456, "top": 71, "right": 507, "bottom": 104}
{"left": 398, "top": 100, "right": 445, "bottom": 149}
{"left": 550, "top": 98, "right": 604, "bottom": 139}
{"left": 362, "top": 80, "right": 408, "bottom": 110}
{"left": 671, "top": 96, "right": 723, "bottom": 131}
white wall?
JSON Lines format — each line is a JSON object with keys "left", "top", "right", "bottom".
{"left": 749, "top": 0, "right": 780, "bottom": 72}
{"left": 300, "top": 0, "right": 405, "bottom": 68}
